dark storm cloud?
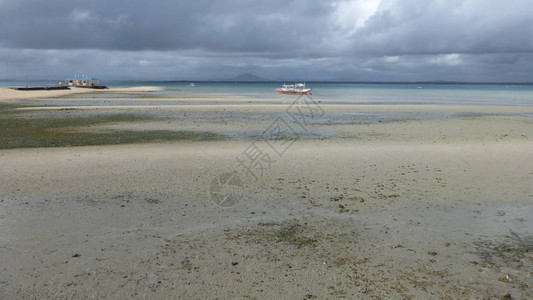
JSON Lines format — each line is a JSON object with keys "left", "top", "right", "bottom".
{"left": 1, "top": 0, "right": 533, "bottom": 81}
{"left": 0, "top": 0, "right": 335, "bottom": 52}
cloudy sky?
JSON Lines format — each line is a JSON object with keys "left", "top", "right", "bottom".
{"left": 1, "top": 0, "right": 532, "bottom": 81}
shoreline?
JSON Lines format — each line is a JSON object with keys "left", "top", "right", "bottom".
{"left": 0, "top": 86, "right": 164, "bottom": 102}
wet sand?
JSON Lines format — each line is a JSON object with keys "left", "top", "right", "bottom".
{"left": 0, "top": 90, "right": 532, "bottom": 299}
{"left": 14, "top": 103, "right": 533, "bottom": 114}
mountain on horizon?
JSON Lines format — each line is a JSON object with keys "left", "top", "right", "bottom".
{"left": 229, "top": 73, "right": 273, "bottom": 81}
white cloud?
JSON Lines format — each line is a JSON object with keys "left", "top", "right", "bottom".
{"left": 69, "top": 8, "right": 97, "bottom": 23}
{"left": 429, "top": 54, "right": 462, "bottom": 66}
{"left": 106, "top": 14, "right": 131, "bottom": 29}
{"left": 333, "top": 0, "right": 380, "bottom": 33}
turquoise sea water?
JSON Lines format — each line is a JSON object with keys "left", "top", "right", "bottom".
{"left": 118, "top": 81, "right": 533, "bottom": 106}
{"left": 2, "top": 80, "right": 533, "bottom": 106}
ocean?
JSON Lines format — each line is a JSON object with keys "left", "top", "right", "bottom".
{"left": 2, "top": 80, "right": 533, "bottom": 106}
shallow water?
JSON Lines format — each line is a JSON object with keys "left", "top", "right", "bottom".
{"left": 146, "top": 83, "right": 533, "bottom": 105}
{"left": 4, "top": 80, "right": 533, "bottom": 105}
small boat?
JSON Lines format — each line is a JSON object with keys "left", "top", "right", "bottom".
{"left": 188, "top": 83, "right": 197, "bottom": 87}
{"left": 275, "top": 83, "right": 311, "bottom": 95}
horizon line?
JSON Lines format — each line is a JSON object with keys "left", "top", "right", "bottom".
{"left": 2, "top": 79, "right": 533, "bottom": 85}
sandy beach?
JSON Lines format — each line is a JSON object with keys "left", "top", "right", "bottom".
{"left": 1, "top": 88, "right": 532, "bottom": 299}
{"left": 0, "top": 86, "right": 164, "bottom": 102}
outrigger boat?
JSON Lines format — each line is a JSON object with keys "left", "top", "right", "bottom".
{"left": 275, "top": 83, "right": 311, "bottom": 95}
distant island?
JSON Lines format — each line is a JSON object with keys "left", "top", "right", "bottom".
{"left": 229, "top": 73, "right": 274, "bottom": 82}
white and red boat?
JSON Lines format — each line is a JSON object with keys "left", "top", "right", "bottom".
{"left": 275, "top": 83, "right": 311, "bottom": 95}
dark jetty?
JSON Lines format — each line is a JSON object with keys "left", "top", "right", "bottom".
{"left": 12, "top": 85, "right": 108, "bottom": 91}
{"left": 74, "top": 85, "right": 108, "bottom": 89}
{"left": 12, "top": 86, "right": 70, "bottom": 91}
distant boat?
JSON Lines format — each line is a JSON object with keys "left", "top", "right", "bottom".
{"left": 275, "top": 83, "right": 311, "bottom": 95}
{"left": 188, "top": 83, "right": 197, "bottom": 87}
